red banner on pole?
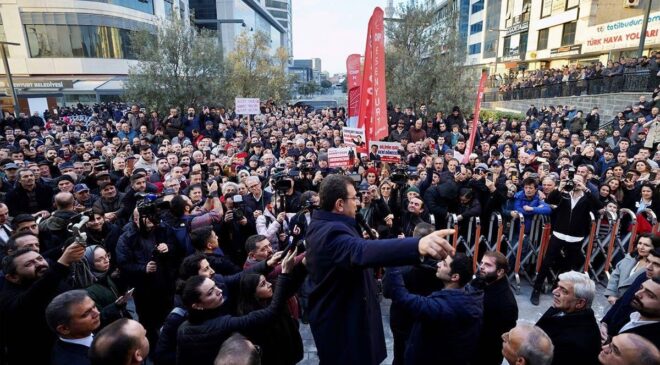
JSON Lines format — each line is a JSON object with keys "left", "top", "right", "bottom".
{"left": 346, "top": 54, "right": 362, "bottom": 90}
{"left": 462, "top": 70, "right": 488, "bottom": 164}
{"left": 358, "top": 7, "right": 387, "bottom": 147}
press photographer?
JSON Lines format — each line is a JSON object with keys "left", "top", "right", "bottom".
{"left": 116, "top": 201, "right": 175, "bottom": 349}
{"left": 530, "top": 168, "right": 603, "bottom": 305}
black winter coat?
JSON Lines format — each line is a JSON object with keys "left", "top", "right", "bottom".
{"left": 5, "top": 182, "right": 53, "bottom": 216}
{"left": 176, "top": 274, "right": 295, "bottom": 365}
{"left": 473, "top": 277, "right": 519, "bottom": 365}
{"left": 536, "top": 307, "right": 601, "bottom": 365}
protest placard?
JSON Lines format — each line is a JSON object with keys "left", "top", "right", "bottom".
{"left": 328, "top": 147, "right": 356, "bottom": 168}
{"left": 234, "top": 98, "right": 261, "bottom": 115}
{"left": 369, "top": 141, "right": 401, "bottom": 163}
{"left": 342, "top": 127, "right": 366, "bottom": 147}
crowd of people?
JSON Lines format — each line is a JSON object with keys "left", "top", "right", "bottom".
{"left": 494, "top": 52, "right": 660, "bottom": 97}
{"left": 0, "top": 92, "right": 658, "bottom": 365}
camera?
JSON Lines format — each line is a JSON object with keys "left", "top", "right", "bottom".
{"left": 136, "top": 193, "right": 171, "bottom": 221}
{"left": 299, "top": 159, "right": 315, "bottom": 174}
{"left": 272, "top": 168, "right": 293, "bottom": 193}
{"left": 232, "top": 194, "right": 245, "bottom": 221}
{"left": 390, "top": 164, "right": 409, "bottom": 185}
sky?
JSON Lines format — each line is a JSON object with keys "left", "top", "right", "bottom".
{"left": 291, "top": 0, "right": 399, "bottom": 75}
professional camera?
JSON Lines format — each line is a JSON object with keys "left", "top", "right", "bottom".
{"left": 390, "top": 164, "right": 409, "bottom": 185}
{"left": 232, "top": 194, "right": 245, "bottom": 221}
{"left": 299, "top": 159, "right": 315, "bottom": 174}
{"left": 564, "top": 166, "right": 576, "bottom": 192}
{"left": 272, "top": 169, "right": 294, "bottom": 193}
{"left": 136, "top": 193, "right": 171, "bottom": 221}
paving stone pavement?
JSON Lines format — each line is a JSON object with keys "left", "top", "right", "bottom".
{"left": 297, "top": 280, "right": 610, "bottom": 365}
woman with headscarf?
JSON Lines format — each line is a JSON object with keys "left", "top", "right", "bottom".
{"left": 83, "top": 245, "right": 133, "bottom": 327}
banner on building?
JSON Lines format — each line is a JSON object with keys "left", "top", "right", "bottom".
{"left": 357, "top": 7, "right": 388, "bottom": 149}
{"left": 328, "top": 147, "right": 356, "bottom": 168}
{"left": 346, "top": 54, "right": 362, "bottom": 128}
{"left": 234, "top": 98, "right": 261, "bottom": 115}
{"left": 342, "top": 127, "right": 366, "bottom": 147}
{"left": 462, "top": 69, "right": 488, "bottom": 164}
{"left": 582, "top": 12, "right": 660, "bottom": 54}
{"left": 369, "top": 141, "right": 401, "bottom": 163}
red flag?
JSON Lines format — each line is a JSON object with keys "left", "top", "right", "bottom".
{"left": 462, "top": 69, "right": 488, "bottom": 164}
{"left": 346, "top": 54, "right": 362, "bottom": 127}
{"left": 358, "top": 7, "right": 387, "bottom": 147}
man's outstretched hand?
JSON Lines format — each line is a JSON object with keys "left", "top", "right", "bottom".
{"left": 418, "top": 229, "right": 455, "bottom": 260}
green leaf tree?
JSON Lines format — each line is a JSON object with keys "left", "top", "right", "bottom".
{"left": 225, "top": 30, "right": 294, "bottom": 105}
{"left": 385, "top": 1, "right": 476, "bottom": 113}
{"left": 125, "top": 17, "right": 228, "bottom": 114}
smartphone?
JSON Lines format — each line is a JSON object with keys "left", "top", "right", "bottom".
{"left": 205, "top": 150, "right": 211, "bottom": 159}
{"left": 487, "top": 172, "right": 493, "bottom": 181}
{"left": 125, "top": 288, "right": 135, "bottom": 296}
{"left": 126, "top": 158, "right": 136, "bottom": 169}
{"left": 626, "top": 172, "right": 635, "bottom": 180}
{"left": 510, "top": 170, "right": 518, "bottom": 178}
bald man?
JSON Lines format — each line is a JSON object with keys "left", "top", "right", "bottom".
{"left": 598, "top": 333, "right": 660, "bottom": 365}
{"left": 502, "top": 323, "right": 554, "bottom": 365}
{"left": 89, "top": 319, "right": 149, "bottom": 365}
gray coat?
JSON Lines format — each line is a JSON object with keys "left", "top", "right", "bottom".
{"left": 605, "top": 255, "right": 644, "bottom": 298}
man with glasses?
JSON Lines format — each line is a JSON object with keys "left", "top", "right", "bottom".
{"left": 598, "top": 333, "right": 660, "bottom": 365}
{"left": 306, "top": 175, "right": 455, "bottom": 365}
{"left": 244, "top": 176, "right": 271, "bottom": 218}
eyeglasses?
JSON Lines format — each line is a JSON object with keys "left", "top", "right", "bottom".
{"left": 94, "top": 253, "right": 111, "bottom": 263}
{"left": 344, "top": 196, "right": 359, "bottom": 201}
{"left": 247, "top": 184, "right": 260, "bottom": 190}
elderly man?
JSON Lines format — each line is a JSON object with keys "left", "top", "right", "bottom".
{"left": 244, "top": 175, "right": 272, "bottom": 216}
{"left": 598, "top": 333, "right": 660, "bottom": 365}
{"left": 536, "top": 271, "right": 601, "bottom": 365}
{"left": 89, "top": 319, "right": 150, "bottom": 365}
{"left": 501, "top": 323, "right": 554, "bottom": 365}
{"left": 46, "top": 290, "right": 101, "bottom": 365}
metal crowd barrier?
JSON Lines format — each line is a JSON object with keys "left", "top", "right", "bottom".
{"left": 446, "top": 213, "right": 460, "bottom": 249}
{"left": 604, "top": 209, "right": 637, "bottom": 277}
{"left": 583, "top": 211, "right": 612, "bottom": 282}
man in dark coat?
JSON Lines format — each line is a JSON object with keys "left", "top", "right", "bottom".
{"left": 614, "top": 277, "right": 660, "bottom": 348}
{"left": 0, "top": 244, "right": 85, "bottom": 365}
{"left": 305, "top": 175, "right": 455, "bottom": 365}
{"left": 5, "top": 168, "right": 53, "bottom": 217}
{"left": 600, "top": 247, "right": 660, "bottom": 340}
{"left": 536, "top": 271, "right": 601, "bottom": 365}
{"left": 383, "top": 253, "right": 483, "bottom": 365}
{"left": 473, "top": 251, "right": 519, "bottom": 365}
{"left": 46, "top": 290, "right": 101, "bottom": 365}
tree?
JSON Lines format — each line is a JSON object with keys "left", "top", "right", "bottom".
{"left": 385, "top": 1, "right": 476, "bottom": 113}
{"left": 320, "top": 80, "right": 333, "bottom": 89}
{"left": 125, "top": 17, "right": 228, "bottom": 114}
{"left": 298, "top": 81, "right": 320, "bottom": 97}
{"left": 225, "top": 31, "right": 294, "bottom": 105}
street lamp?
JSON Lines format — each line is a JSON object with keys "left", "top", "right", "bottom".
{"left": 488, "top": 28, "right": 507, "bottom": 81}
{"left": 0, "top": 41, "right": 20, "bottom": 117}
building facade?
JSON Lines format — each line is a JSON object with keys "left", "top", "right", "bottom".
{"left": 0, "top": 0, "right": 188, "bottom": 114}
{"left": 262, "top": 0, "right": 292, "bottom": 59}
{"left": 190, "top": 0, "right": 286, "bottom": 56}
{"left": 461, "top": 0, "right": 659, "bottom": 74}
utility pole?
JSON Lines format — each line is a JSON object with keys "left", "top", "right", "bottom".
{"left": 638, "top": 0, "right": 653, "bottom": 57}
{"left": 0, "top": 41, "right": 21, "bottom": 117}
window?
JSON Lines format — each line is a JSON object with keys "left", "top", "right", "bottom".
{"left": 537, "top": 28, "right": 549, "bottom": 50}
{"left": 468, "top": 43, "right": 481, "bottom": 55}
{"left": 268, "top": 9, "right": 288, "bottom": 19}
{"left": 503, "top": 36, "right": 511, "bottom": 57}
{"left": 519, "top": 32, "right": 528, "bottom": 59}
{"left": 25, "top": 24, "right": 136, "bottom": 59}
{"left": 266, "top": 0, "right": 288, "bottom": 10}
{"left": 566, "top": 0, "right": 579, "bottom": 9}
{"left": 561, "top": 22, "right": 577, "bottom": 46}
{"left": 80, "top": 0, "right": 154, "bottom": 14}
{"left": 541, "top": 0, "right": 552, "bottom": 18}
{"left": 471, "top": 0, "right": 484, "bottom": 13}
{"left": 470, "top": 21, "right": 483, "bottom": 34}
{"left": 164, "top": 0, "right": 174, "bottom": 19}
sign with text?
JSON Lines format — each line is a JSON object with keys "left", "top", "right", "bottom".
{"left": 328, "top": 147, "right": 356, "bottom": 168}
{"left": 550, "top": 44, "right": 582, "bottom": 57}
{"left": 369, "top": 141, "right": 401, "bottom": 163}
{"left": 582, "top": 12, "right": 660, "bottom": 54}
{"left": 234, "top": 98, "right": 261, "bottom": 115}
{"left": 505, "top": 21, "right": 530, "bottom": 36}
{"left": 342, "top": 127, "right": 366, "bottom": 147}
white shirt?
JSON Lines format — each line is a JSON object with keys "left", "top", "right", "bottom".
{"left": 60, "top": 334, "right": 94, "bottom": 348}
{"left": 619, "top": 311, "right": 659, "bottom": 334}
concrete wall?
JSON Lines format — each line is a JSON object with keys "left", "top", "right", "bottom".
{"left": 482, "top": 91, "right": 652, "bottom": 121}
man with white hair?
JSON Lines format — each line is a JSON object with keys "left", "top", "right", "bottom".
{"left": 244, "top": 176, "right": 271, "bottom": 218}
{"left": 502, "top": 322, "right": 554, "bottom": 365}
{"left": 536, "top": 271, "right": 601, "bottom": 365}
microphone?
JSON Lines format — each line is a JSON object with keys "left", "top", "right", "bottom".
{"left": 356, "top": 213, "right": 377, "bottom": 240}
